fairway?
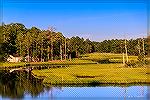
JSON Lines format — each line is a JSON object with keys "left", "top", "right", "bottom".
{"left": 0, "top": 59, "right": 97, "bottom": 67}
{"left": 80, "top": 53, "right": 138, "bottom": 63}
{"left": 1, "top": 52, "right": 149, "bottom": 85}
{"left": 32, "top": 63, "right": 150, "bottom": 85}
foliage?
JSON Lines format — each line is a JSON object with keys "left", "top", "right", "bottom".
{"left": 0, "top": 70, "right": 44, "bottom": 98}
{"left": 0, "top": 23, "right": 149, "bottom": 62}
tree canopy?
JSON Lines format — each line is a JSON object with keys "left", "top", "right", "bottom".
{"left": 0, "top": 23, "right": 149, "bottom": 62}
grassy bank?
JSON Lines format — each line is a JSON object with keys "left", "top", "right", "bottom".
{"left": 0, "top": 62, "right": 29, "bottom": 68}
{"left": 0, "top": 53, "right": 138, "bottom": 67}
{"left": 0, "top": 59, "right": 97, "bottom": 68}
{"left": 30, "top": 59, "right": 97, "bottom": 65}
{"left": 32, "top": 64, "right": 150, "bottom": 85}
{"left": 1, "top": 52, "right": 149, "bottom": 85}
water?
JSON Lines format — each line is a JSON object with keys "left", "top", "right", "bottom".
{"left": 0, "top": 70, "right": 149, "bottom": 100}
{"left": 29, "top": 86, "right": 148, "bottom": 100}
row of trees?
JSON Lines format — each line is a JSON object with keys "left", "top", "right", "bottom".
{"left": 0, "top": 23, "right": 150, "bottom": 62}
{"left": 94, "top": 38, "right": 149, "bottom": 56}
{"left": 0, "top": 23, "right": 95, "bottom": 62}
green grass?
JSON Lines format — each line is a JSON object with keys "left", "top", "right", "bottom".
{"left": 1, "top": 53, "right": 149, "bottom": 85}
{"left": 0, "top": 59, "right": 97, "bottom": 67}
{"left": 0, "top": 62, "right": 28, "bottom": 68}
{"left": 0, "top": 53, "right": 138, "bottom": 67}
{"left": 80, "top": 52, "right": 138, "bottom": 63}
{"left": 32, "top": 64, "right": 150, "bottom": 85}
{"left": 30, "top": 59, "right": 97, "bottom": 65}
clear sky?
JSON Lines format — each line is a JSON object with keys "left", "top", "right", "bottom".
{"left": 2, "top": 0, "right": 148, "bottom": 41}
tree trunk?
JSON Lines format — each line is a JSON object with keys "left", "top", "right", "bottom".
{"left": 60, "top": 43, "right": 62, "bottom": 61}
{"left": 142, "top": 38, "right": 145, "bottom": 55}
{"left": 36, "top": 43, "right": 38, "bottom": 62}
{"left": 123, "top": 52, "right": 125, "bottom": 65}
{"left": 51, "top": 42, "right": 53, "bottom": 61}
{"left": 76, "top": 49, "right": 78, "bottom": 58}
{"left": 69, "top": 53, "right": 71, "bottom": 61}
{"left": 125, "top": 39, "right": 128, "bottom": 63}
{"left": 138, "top": 39, "right": 141, "bottom": 55}
{"left": 20, "top": 42, "right": 21, "bottom": 56}
{"left": 148, "top": 36, "right": 150, "bottom": 57}
{"left": 41, "top": 44, "right": 43, "bottom": 62}
{"left": 28, "top": 48, "right": 30, "bottom": 62}
{"left": 31, "top": 45, "right": 33, "bottom": 62}
{"left": 64, "top": 38, "right": 67, "bottom": 60}
{"left": 47, "top": 45, "right": 50, "bottom": 61}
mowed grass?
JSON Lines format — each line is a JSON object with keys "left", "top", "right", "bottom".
{"left": 0, "top": 62, "right": 28, "bottom": 68}
{"left": 0, "top": 59, "right": 97, "bottom": 67}
{"left": 80, "top": 52, "right": 138, "bottom": 63}
{"left": 32, "top": 64, "right": 150, "bottom": 85}
{"left": 30, "top": 59, "right": 97, "bottom": 65}
{"left": 1, "top": 53, "right": 149, "bottom": 85}
{"left": 0, "top": 53, "right": 138, "bottom": 67}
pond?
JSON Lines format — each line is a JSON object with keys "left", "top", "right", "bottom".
{"left": 0, "top": 70, "right": 149, "bottom": 100}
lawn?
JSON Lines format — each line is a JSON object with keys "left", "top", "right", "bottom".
{"left": 80, "top": 52, "right": 138, "bottom": 63}
{"left": 32, "top": 63, "right": 150, "bottom": 85}
{"left": 0, "top": 53, "right": 138, "bottom": 67}
{"left": 30, "top": 59, "right": 97, "bottom": 65}
{"left": 0, "top": 62, "right": 28, "bottom": 68}
{"left": 0, "top": 59, "right": 97, "bottom": 67}
{"left": 1, "top": 52, "right": 149, "bottom": 85}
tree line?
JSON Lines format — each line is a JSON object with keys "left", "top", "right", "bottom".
{"left": 0, "top": 23, "right": 149, "bottom": 62}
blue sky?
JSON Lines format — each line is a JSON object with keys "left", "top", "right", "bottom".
{"left": 2, "top": 0, "right": 148, "bottom": 41}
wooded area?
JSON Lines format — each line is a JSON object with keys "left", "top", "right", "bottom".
{"left": 0, "top": 23, "right": 150, "bottom": 62}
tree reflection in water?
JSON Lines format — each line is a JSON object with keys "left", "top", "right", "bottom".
{"left": 0, "top": 70, "right": 47, "bottom": 99}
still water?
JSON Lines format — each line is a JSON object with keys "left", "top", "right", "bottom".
{"left": 0, "top": 70, "right": 149, "bottom": 100}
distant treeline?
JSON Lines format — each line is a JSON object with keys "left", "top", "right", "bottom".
{"left": 0, "top": 23, "right": 150, "bottom": 62}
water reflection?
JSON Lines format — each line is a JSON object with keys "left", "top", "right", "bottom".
{"left": 0, "top": 70, "right": 149, "bottom": 100}
{"left": 0, "top": 70, "right": 45, "bottom": 99}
